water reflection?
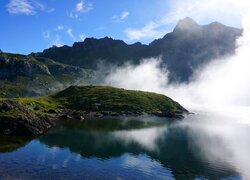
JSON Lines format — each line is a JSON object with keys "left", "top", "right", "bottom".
{"left": 177, "top": 114, "right": 250, "bottom": 179}
{"left": 113, "top": 126, "right": 168, "bottom": 151}
{"left": 0, "top": 116, "right": 244, "bottom": 179}
{"left": 0, "top": 136, "right": 31, "bottom": 152}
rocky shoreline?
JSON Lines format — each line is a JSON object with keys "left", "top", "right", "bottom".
{"left": 0, "top": 104, "right": 187, "bottom": 136}
{"left": 0, "top": 100, "right": 56, "bottom": 135}
{"left": 57, "top": 108, "right": 186, "bottom": 120}
{"left": 0, "top": 85, "right": 189, "bottom": 135}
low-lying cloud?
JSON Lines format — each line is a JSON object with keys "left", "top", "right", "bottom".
{"left": 105, "top": 58, "right": 168, "bottom": 94}
{"left": 103, "top": 3, "right": 250, "bottom": 178}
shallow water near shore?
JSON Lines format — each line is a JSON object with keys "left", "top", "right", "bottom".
{"left": 0, "top": 114, "right": 248, "bottom": 179}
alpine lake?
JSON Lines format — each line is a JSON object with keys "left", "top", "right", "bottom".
{"left": 0, "top": 113, "right": 247, "bottom": 180}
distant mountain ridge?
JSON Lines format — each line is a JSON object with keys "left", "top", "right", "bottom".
{"left": 34, "top": 17, "right": 243, "bottom": 82}
{"left": 33, "top": 37, "right": 149, "bottom": 69}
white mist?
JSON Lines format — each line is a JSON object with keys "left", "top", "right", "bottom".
{"left": 103, "top": 1, "right": 250, "bottom": 178}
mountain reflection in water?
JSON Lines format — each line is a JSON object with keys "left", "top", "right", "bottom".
{"left": 0, "top": 115, "right": 246, "bottom": 179}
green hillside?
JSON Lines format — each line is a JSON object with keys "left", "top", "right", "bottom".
{"left": 52, "top": 86, "right": 186, "bottom": 113}
{"left": 0, "top": 86, "right": 188, "bottom": 135}
{"left": 0, "top": 53, "right": 92, "bottom": 98}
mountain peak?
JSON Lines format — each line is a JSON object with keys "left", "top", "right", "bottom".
{"left": 179, "top": 17, "right": 197, "bottom": 23}
{"left": 206, "top": 21, "right": 229, "bottom": 29}
{"left": 173, "top": 17, "right": 200, "bottom": 33}
{"left": 72, "top": 36, "right": 127, "bottom": 48}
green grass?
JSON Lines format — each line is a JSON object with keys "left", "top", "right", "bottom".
{"left": 0, "top": 97, "right": 59, "bottom": 122}
{"left": 51, "top": 85, "right": 186, "bottom": 113}
{"left": 0, "top": 85, "right": 187, "bottom": 124}
{"left": 0, "top": 75, "right": 56, "bottom": 98}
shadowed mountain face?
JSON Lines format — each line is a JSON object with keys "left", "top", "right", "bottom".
{"left": 0, "top": 53, "right": 91, "bottom": 97}
{"left": 35, "top": 17, "right": 242, "bottom": 82}
{"left": 34, "top": 37, "right": 149, "bottom": 69}
{"left": 149, "top": 17, "right": 242, "bottom": 81}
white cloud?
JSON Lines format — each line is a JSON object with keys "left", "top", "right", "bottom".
{"left": 66, "top": 28, "right": 75, "bottom": 40}
{"left": 79, "top": 34, "right": 86, "bottom": 41}
{"left": 76, "top": 0, "right": 93, "bottom": 12}
{"left": 6, "top": 0, "right": 54, "bottom": 15}
{"left": 42, "top": 30, "right": 50, "bottom": 40}
{"left": 31, "top": 0, "right": 45, "bottom": 11}
{"left": 112, "top": 11, "right": 130, "bottom": 22}
{"left": 69, "top": 0, "right": 93, "bottom": 19}
{"left": 68, "top": 11, "right": 79, "bottom": 19}
{"left": 121, "top": 11, "right": 129, "bottom": 20}
{"left": 124, "top": 0, "right": 249, "bottom": 41}
{"left": 161, "top": 0, "right": 248, "bottom": 27}
{"left": 125, "top": 21, "right": 165, "bottom": 41}
{"left": 105, "top": 58, "right": 168, "bottom": 94}
{"left": 6, "top": 0, "right": 35, "bottom": 15}
{"left": 66, "top": 28, "right": 73, "bottom": 37}
{"left": 42, "top": 30, "right": 63, "bottom": 47}
{"left": 76, "top": 0, "right": 84, "bottom": 12}
{"left": 56, "top": 25, "right": 64, "bottom": 30}
{"left": 52, "top": 35, "right": 63, "bottom": 47}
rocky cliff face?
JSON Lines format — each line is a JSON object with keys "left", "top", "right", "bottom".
{"left": 35, "top": 36, "right": 149, "bottom": 68}
{"left": 149, "top": 17, "right": 242, "bottom": 81}
{"left": 0, "top": 53, "right": 92, "bottom": 98}
{"left": 0, "top": 100, "right": 55, "bottom": 135}
{"left": 35, "top": 17, "right": 243, "bottom": 82}
{"left": 0, "top": 54, "right": 51, "bottom": 78}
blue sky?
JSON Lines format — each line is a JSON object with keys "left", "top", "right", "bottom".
{"left": 0, "top": 0, "right": 243, "bottom": 54}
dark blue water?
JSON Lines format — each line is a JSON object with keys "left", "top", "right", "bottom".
{"left": 0, "top": 115, "right": 246, "bottom": 179}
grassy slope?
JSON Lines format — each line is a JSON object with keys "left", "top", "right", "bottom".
{"left": 51, "top": 86, "right": 187, "bottom": 113}
{"left": 0, "top": 97, "right": 57, "bottom": 121}
{"left": 0, "top": 86, "right": 187, "bottom": 122}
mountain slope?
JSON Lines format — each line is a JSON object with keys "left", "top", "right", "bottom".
{"left": 0, "top": 52, "right": 92, "bottom": 97}
{"left": 34, "top": 17, "right": 242, "bottom": 82}
{"left": 149, "top": 17, "right": 242, "bottom": 81}
{"left": 52, "top": 85, "right": 187, "bottom": 113}
{"left": 33, "top": 37, "right": 149, "bottom": 68}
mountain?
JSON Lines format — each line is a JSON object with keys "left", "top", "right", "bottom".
{"left": 0, "top": 52, "right": 91, "bottom": 97}
{"left": 149, "top": 17, "right": 242, "bottom": 81}
{"left": 34, "top": 17, "right": 242, "bottom": 82}
{"left": 33, "top": 37, "right": 149, "bottom": 68}
{"left": 0, "top": 18, "right": 243, "bottom": 98}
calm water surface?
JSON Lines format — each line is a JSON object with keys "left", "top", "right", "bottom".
{"left": 0, "top": 114, "right": 247, "bottom": 180}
